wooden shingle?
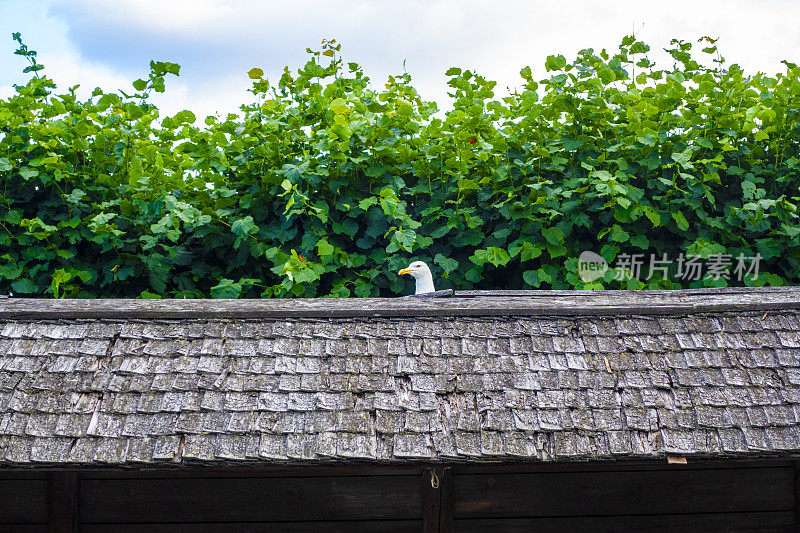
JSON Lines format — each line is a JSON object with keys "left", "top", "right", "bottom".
{"left": 1, "top": 287, "right": 800, "bottom": 466}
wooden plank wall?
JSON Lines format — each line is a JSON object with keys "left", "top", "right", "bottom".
{"left": 0, "top": 462, "right": 797, "bottom": 532}
{"left": 0, "top": 471, "right": 48, "bottom": 532}
{"left": 450, "top": 463, "right": 798, "bottom": 533}
{"left": 78, "top": 468, "right": 422, "bottom": 533}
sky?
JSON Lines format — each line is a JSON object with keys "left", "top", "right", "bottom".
{"left": 2, "top": 0, "right": 800, "bottom": 121}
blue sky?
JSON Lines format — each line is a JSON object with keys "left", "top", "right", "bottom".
{"left": 2, "top": 0, "right": 799, "bottom": 120}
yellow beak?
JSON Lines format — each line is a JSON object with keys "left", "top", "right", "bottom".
{"left": 398, "top": 268, "right": 412, "bottom": 275}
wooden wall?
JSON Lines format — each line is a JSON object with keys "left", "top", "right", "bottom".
{"left": 0, "top": 461, "right": 797, "bottom": 532}
{"left": 450, "top": 463, "right": 797, "bottom": 532}
{"left": 0, "top": 470, "right": 48, "bottom": 532}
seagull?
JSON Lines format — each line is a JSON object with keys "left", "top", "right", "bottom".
{"left": 398, "top": 261, "right": 436, "bottom": 295}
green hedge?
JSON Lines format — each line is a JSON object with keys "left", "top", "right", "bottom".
{"left": 1, "top": 34, "right": 798, "bottom": 298}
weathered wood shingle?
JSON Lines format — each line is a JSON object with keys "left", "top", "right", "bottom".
{"left": 1, "top": 288, "right": 800, "bottom": 466}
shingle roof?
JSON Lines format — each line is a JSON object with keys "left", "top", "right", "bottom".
{"left": 1, "top": 288, "right": 800, "bottom": 466}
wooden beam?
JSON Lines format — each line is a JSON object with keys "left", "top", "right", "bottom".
{"left": 794, "top": 462, "right": 800, "bottom": 533}
{"left": 456, "top": 286, "right": 800, "bottom": 297}
{"left": 453, "top": 466, "right": 794, "bottom": 518}
{"left": 422, "top": 467, "right": 441, "bottom": 533}
{"left": 440, "top": 466, "right": 453, "bottom": 533}
{"left": 48, "top": 472, "right": 77, "bottom": 533}
{"left": 79, "top": 475, "right": 421, "bottom": 523}
{"left": 2, "top": 286, "right": 800, "bottom": 320}
{"left": 404, "top": 289, "right": 454, "bottom": 299}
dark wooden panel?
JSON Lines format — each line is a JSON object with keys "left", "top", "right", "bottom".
{"left": 422, "top": 467, "right": 440, "bottom": 533}
{"left": 49, "top": 472, "right": 77, "bottom": 533}
{"left": 453, "top": 459, "right": 795, "bottom": 475}
{"left": 439, "top": 466, "right": 453, "bottom": 533}
{"left": 80, "top": 465, "right": 420, "bottom": 479}
{"left": 0, "top": 526, "right": 48, "bottom": 533}
{"left": 454, "top": 511, "right": 797, "bottom": 533}
{"left": 794, "top": 462, "right": 800, "bottom": 532}
{"left": 79, "top": 475, "right": 421, "bottom": 523}
{"left": 0, "top": 472, "right": 48, "bottom": 480}
{"left": 454, "top": 467, "right": 795, "bottom": 518}
{"left": 79, "top": 521, "right": 421, "bottom": 533}
{"left": 0, "top": 480, "right": 48, "bottom": 524}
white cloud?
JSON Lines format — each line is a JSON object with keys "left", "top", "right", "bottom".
{"left": 84, "top": 0, "right": 236, "bottom": 35}
{"left": 4, "top": 0, "right": 799, "bottom": 119}
{"left": 43, "top": 49, "right": 132, "bottom": 97}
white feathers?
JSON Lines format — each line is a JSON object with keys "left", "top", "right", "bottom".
{"left": 398, "top": 261, "right": 436, "bottom": 295}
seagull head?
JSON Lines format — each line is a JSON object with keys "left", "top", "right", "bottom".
{"left": 398, "top": 261, "right": 435, "bottom": 295}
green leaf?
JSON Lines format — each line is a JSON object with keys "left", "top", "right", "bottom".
{"left": 741, "top": 180, "right": 756, "bottom": 199}
{"left": 11, "top": 278, "right": 38, "bottom": 294}
{"left": 64, "top": 189, "right": 86, "bottom": 203}
{"left": 316, "top": 238, "right": 335, "bottom": 257}
{"left": 686, "top": 239, "right": 726, "bottom": 258}
{"left": 50, "top": 268, "right": 73, "bottom": 298}
{"left": 590, "top": 170, "right": 613, "bottom": 181}
{"left": 545, "top": 54, "right": 567, "bottom": 71}
{"left": 521, "top": 242, "right": 543, "bottom": 261}
{"left": 610, "top": 225, "right": 630, "bottom": 242}
{"left": 630, "top": 235, "right": 649, "bottom": 249}
{"left": 464, "top": 268, "right": 482, "bottom": 283}
{"left": 358, "top": 197, "right": 378, "bottom": 210}
{"left": 434, "top": 253, "right": 459, "bottom": 273}
{"left": 211, "top": 278, "right": 243, "bottom": 299}
{"left": 637, "top": 133, "right": 656, "bottom": 147}
{"left": 523, "top": 269, "right": 541, "bottom": 287}
{"left": 330, "top": 98, "right": 349, "bottom": 114}
{"left": 782, "top": 224, "right": 800, "bottom": 239}
{"left": 174, "top": 110, "right": 195, "bottom": 124}
{"left": 332, "top": 218, "right": 359, "bottom": 238}
{"left": 457, "top": 178, "right": 480, "bottom": 191}
{"left": 354, "top": 278, "right": 372, "bottom": 297}
{"left": 671, "top": 147, "right": 694, "bottom": 168}
{"left": 248, "top": 67, "right": 264, "bottom": 79}
{"left": 470, "top": 247, "right": 511, "bottom": 268}
{"left": 0, "top": 264, "right": 23, "bottom": 280}
{"left": 19, "top": 167, "right": 38, "bottom": 180}
{"left": 643, "top": 207, "right": 661, "bottom": 227}
{"left": 541, "top": 227, "right": 564, "bottom": 245}
{"left": 141, "top": 253, "right": 170, "bottom": 293}
{"left": 672, "top": 212, "right": 689, "bottom": 231}
{"left": 139, "top": 291, "right": 162, "bottom": 299}
{"left": 546, "top": 243, "right": 567, "bottom": 258}
{"left": 393, "top": 229, "right": 416, "bottom": 251}
{"left": 430, "top": 226, "right": 450, "bottom": 239}
{"left": 231, "top": 216, "right": 258, "bottom": 237}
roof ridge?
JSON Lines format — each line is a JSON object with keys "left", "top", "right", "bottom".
{"left": 2, "top": 286, "right": 800, "bottom": 320}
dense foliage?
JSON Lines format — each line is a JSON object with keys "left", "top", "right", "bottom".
{"left": 1, "top": 34, "right": 799, "bottom": 298}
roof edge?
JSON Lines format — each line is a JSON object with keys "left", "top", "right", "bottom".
{"left": 2, "top": 286, "right": 800, "bottom": 320}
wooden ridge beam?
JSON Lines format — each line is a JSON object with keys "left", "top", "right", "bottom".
{"left": 1, "top": 287, "right": 799, "bottom": 320}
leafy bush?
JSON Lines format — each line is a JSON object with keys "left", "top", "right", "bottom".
{"left": 1, "top": 34, "right": 798, "bottom": 298}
